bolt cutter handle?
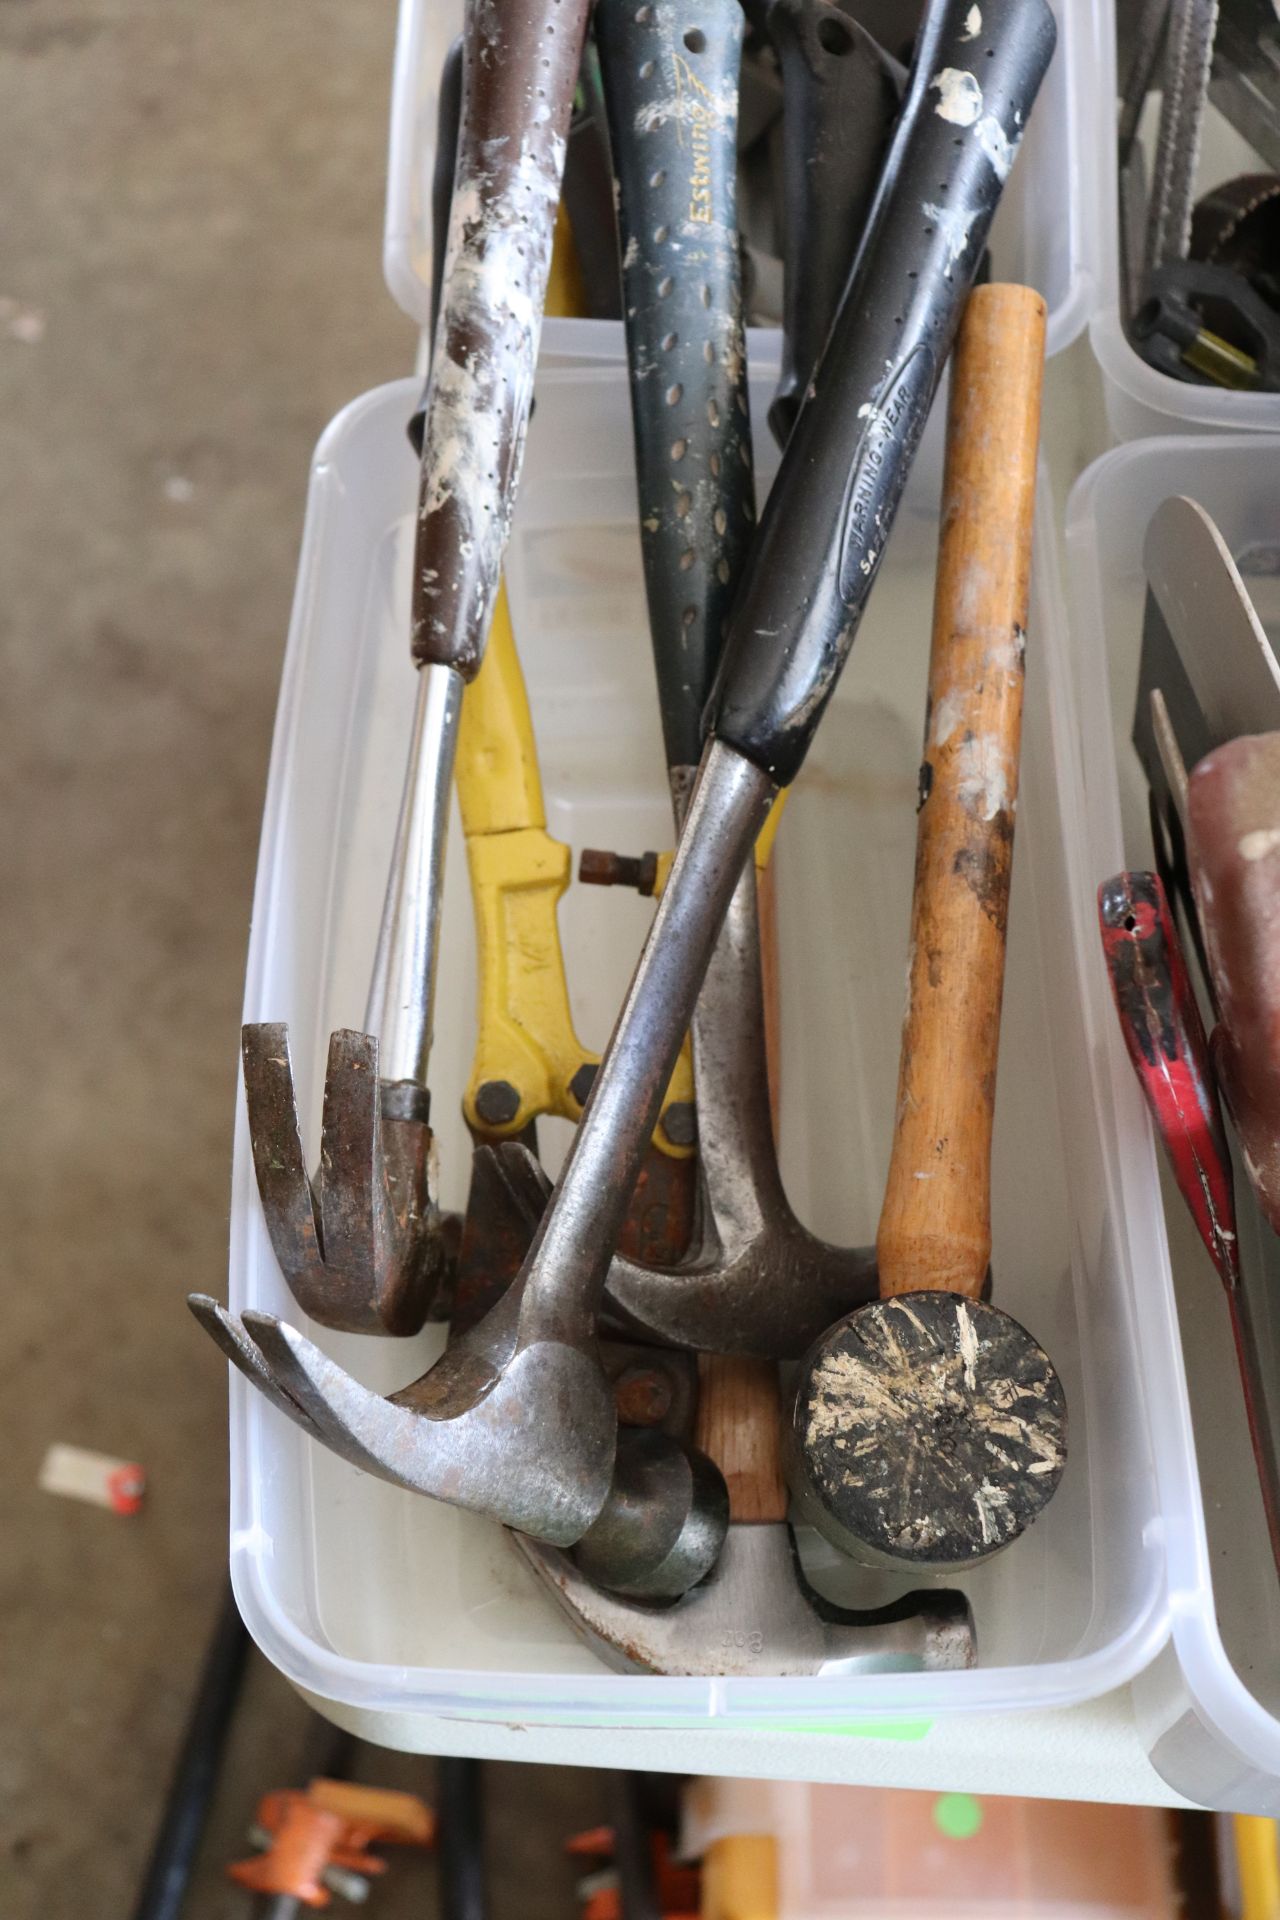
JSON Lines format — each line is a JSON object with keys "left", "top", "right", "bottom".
{"left": 456, "top": 583, "right": 696, "bottom": 1152}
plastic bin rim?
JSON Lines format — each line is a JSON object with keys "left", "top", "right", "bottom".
{"left": 226, "top": 1510, "right": 1170, "bottom": 1724}
{"left": 380, "top": 0, "right": 1101, "bottom": 362}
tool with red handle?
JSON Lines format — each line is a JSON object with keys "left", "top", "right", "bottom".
{"left": 1098, "top": 870, "right": 1240, "bottom": 1287}
{"left": 1099, "top": 867, "right": 1280, "bottom": 1581}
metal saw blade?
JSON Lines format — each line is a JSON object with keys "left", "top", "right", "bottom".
{"left": 1134, "top": 493, "right": 1280, "bottom": 805}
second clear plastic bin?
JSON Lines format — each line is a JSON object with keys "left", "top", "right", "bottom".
{"left": 1066, "top": 433, "right": 1280, "bottom": 1811}
{"left": 226, "top": 366, "right": 1169, "bottom": 1734}
{"left": 383, "top": 0, "right": 1105, "bottom": 366}
{"left": 1087, "top": 0, "right": 1280, "bottom": 438}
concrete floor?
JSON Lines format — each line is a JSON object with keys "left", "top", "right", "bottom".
{"left": 0, "top": 4, "right": 608, "bottom": 1911}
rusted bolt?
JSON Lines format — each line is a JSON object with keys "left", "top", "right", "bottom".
{"left": 661, "top": 1101, "right": 697, "bottom": 1149}
{"left": 569, "top": 1062, "right": 597, "bottom": 1108}
{"left": 474, "top": 1080, "right": 521, "bottom": 1127}
{"left": 578, "top": 848, "right": 659, "bottom": 896}
{"left": 614, "top": 1365, "right": 675, "bottom": 1427}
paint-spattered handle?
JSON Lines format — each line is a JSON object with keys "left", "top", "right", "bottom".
{"left": 692, "top": 861, "right": 787, "bottom": 1525}
{"left": 876, "top": 283, "right": 1046, "bottom": 1301}
{"left": 1098, "top": 870, "right": 1240, "bottom": 1288}
{"left": 596, "top": 0, "right": 757, "bottom": 776}
{"left": 410, "top": 0, "right": 592, "bottom": 680}
{"left": 407, "top": 37, "right": 465, "bottom": 459}
{"left": 710, "top": 0, "right": 1056, "bottom": 788}
{"left": 766, "top": 0, "right": 903, "bottom": 448}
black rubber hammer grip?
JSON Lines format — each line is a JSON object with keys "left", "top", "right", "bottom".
{"left": 596, "top": 0, "right": 757, "bottom": 775}
{"left": 767, "top": 0, "right": 904, "bottom": 448}
{"left": 709, "top": 0, "right": 1056, "bottom": 787}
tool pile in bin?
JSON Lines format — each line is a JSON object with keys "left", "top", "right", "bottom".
{"left": 1116, "top": 0, "right": 1280, "bottom": 392}
{"left": 192, "top": 0, "right": 1070, "bottom": 1676}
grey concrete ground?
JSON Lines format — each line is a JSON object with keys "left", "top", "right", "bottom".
{"left": 0, "top": 4, "right": 607, "bottom": 1912}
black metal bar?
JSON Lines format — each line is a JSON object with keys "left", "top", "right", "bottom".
{"left": 128, "top": 1583, "right": 251, "bottom": 1920}
{"left": 438, "top": 1755, "right": 487, "bottom": 1920}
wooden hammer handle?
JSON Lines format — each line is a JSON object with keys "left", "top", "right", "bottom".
{"left": 693, "top": 858, "right": 788, "bottom": 1524}
{"left": 876, "top": 284, "right": 1046, "bottom": 1301}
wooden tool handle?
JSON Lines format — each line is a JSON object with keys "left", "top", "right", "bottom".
{"left": 877, "top": 283, "right": 1046, "bottom": 1301}
{"left": 694, "top": 1353, "right": 788, "bottom": 1522}
{"left": 693, "top": 857, "right": 787, "bottom": 1524}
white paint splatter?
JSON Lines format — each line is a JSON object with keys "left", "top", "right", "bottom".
{"left": 412, "top": 120, "right": 566, "bottom": 651}
{"left": 956, "top": 1302, "right": 980, "bottom": 1392}
{"left": 975, "top": 113, "right": 1018, "bottom": 181}
{"left": 931, "top": 67, "right": 983, "bottom": 126}
{"left": 962, "top": 5, "right": 982, "bottom": 38}
{"left": 923, "top": 200, "right": 975, "bottom": 269}
{"left": 1239, "top": 828, "right": 1280, "bottom": 861}
{"left": 955, "top": 735, "right": 1010, "bottom": 820}
{"left": 931, "top": 689, "right": 967, "bottom": 747}
{"left": 973, "top": 1478, "right": 1013, "bottom": 1545}
{"left": 984, "top": 627, "right": 1026, "bottom": 675}
{"left": 622, "top": 234, "right": 639, "bottom": 269}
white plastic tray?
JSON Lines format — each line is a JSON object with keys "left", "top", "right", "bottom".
{"left": 1065, "top": 433, "right": 1280, "bottom": 1812}
{"left": 383, "top": 0, "right": 1105, "bottom": 366}
{"left": 226, "top": 365, "right": 1167, "bottom": 1732}
{"left": 1087, "top": 0, "right": 1280, "bottom": 438}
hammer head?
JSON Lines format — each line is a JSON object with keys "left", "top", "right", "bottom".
{"left": 515, "top": 1524, "right": 976, "bottom": 1674}
{"left": 242, "top": 1022, "right": 455, "bottom": 1336}
{"left": 601, "top": 1229, "right": 878, "bottom": 1359}
{"left": 571, "top": 1428, "right": 729, "bottom": 1600}
{"left": 211, "top": 1301, "right": 619, "bottom": 1544}
{"left": 786, "top": 1294, "right": 1067, "bottom": 1572}
{"left": 470, "top": 1140, "right": 878, "bottom": 1362}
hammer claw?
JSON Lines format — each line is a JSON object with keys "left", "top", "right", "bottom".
{"left": 599, "top": 867, "right": 879, "bottom": 1357}
{"left": 492, "top": 1140, "right": 554, "bottom": 1229}
{"left": 188, "top": 1293, "right": 325, "bottom": 1439}
{"left": 225, "top": 1307, "right": 617, "bottom": 1544}
{"left": 239, "top": 1311, "right": 440, "bottom": 1490}
{"left": 240, "top": 1022, "right": 451, "bottom": 1338}
{"left": 241, "top": 1023, "right": 323, "bottom": 1280}
{"left": 316, "top": 1029, "right": 382, "bottom": 1272}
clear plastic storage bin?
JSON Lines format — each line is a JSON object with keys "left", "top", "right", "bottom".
{"left": 225, "top": 365, "right": 1169, "bottom": 1732}
{"left": 1087, "top": 0, "right": 1280, "bottom": 438}
{"left": 1065, "top": 433, "right": 1280, "bottom": 1811}
{"left": 383, "top": 0, "right": 1105, "bottom": 366}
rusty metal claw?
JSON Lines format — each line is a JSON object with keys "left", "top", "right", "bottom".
{"left": 241, "top": 1023, "right": 453, "bottom": 1338}
{"left": 188, "top": 1272, "right": 616, "bottom": 1545}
